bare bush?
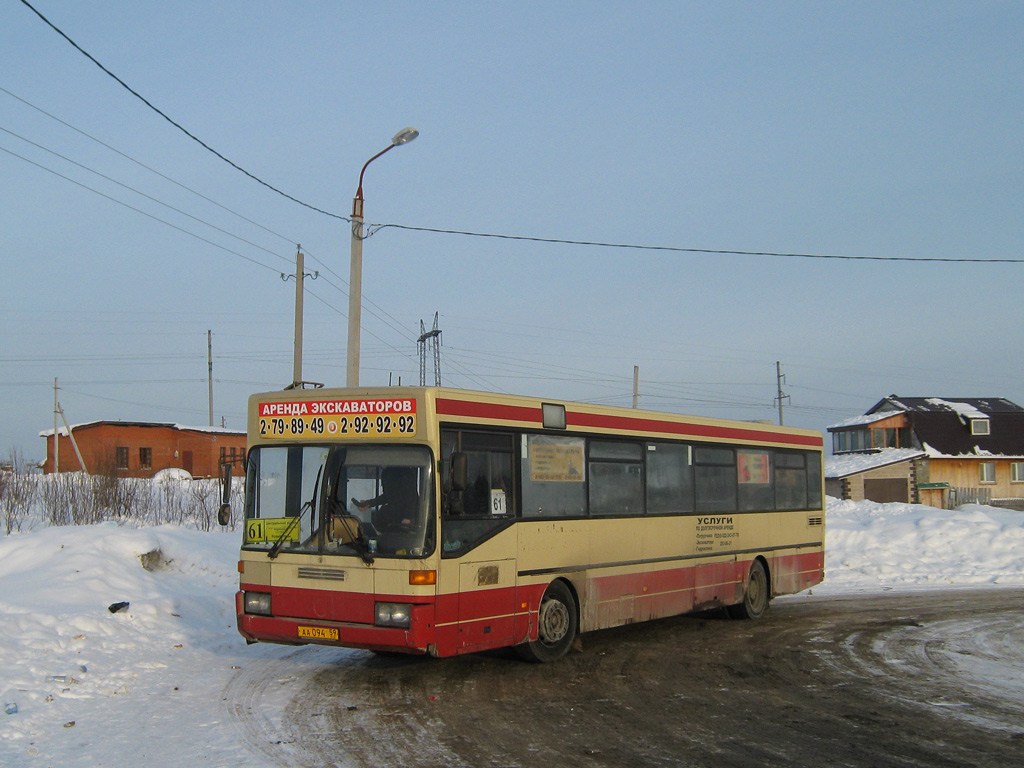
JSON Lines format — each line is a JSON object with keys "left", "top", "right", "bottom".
{"left": 155, "top": 478, "right": 190, "bottom": 526}
{"left": 10, "top": 457, "right": 245, "bottom": 532}
{"left": 1, "top": 450, "right": 36, "bottom": 534}
{"left": 189, "top": 480, "right": 219, "bottom": 532}
{"left": 40, "top": 472, "right": 79, "bottom": 526}
{"left": 224, "top": 478, "right": 245, "bottom": 531}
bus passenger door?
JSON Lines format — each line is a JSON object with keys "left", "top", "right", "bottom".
{"left": 457, "top": 559, "right": 516, "bottom": 651}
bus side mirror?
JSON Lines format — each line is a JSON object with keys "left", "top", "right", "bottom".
{"left": 450, "top": 452, "right": 468, "bottom": 492}
{"left": 217, "top": 463, "right": 232, "bottom": 527}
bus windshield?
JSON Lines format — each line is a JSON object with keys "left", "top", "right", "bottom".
{"left": 243, "top": 444, "right": 434, "bottom": 558}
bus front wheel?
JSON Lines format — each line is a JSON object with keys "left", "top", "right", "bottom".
{"left": 728, "top": 559, "right": 769, "bottom": 620}
{"left": 516, "top": 581, "right": 577, "bottom": 663}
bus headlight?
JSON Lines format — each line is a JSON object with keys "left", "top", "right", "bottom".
{"left": 375, "top": 602, "right": 411, "bottom": 628}
{"left": 244, "top": 591, "right": 272, "bottom": 616}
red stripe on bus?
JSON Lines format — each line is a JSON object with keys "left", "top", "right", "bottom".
{"left": 569, "top": 411, "right": 823, "bottom": 447}
{"left": 436, "top": 397, "right": 822, "bottom": 448}
{"left": 436, "top": 398, "right": 543, "bottom": 423}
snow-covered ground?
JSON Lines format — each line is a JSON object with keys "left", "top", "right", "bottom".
{"left": 2, "top": 497, "right": 1023, "bottom": 767}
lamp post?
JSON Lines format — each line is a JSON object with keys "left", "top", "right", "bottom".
{"left": 346, "top": 127, "right": 419, "bottom": 387}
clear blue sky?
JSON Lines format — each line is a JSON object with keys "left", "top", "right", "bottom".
{"left": 2, "top": 1, "right": 1022, "bottom": 461}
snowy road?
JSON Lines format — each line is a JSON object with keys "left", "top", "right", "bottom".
{"left": 222, "top": 588, "right": 1024, "bottom": 768}
{"left": 5, "top": 501, "right": 1023, "bottom": 767}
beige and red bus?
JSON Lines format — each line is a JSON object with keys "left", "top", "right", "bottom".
{"left": 231, "top": 386, "right": 824, "bottom": 662}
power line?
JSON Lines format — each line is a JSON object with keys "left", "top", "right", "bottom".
{"left": 20, "top": 0, "right": 1022, "bottom": 267}
{"left": 0, "top": 143, "right": 282, "bottom": 274}
{"left": 0, "top": 86, "right": 298, "bottom": 247}
{"left": 18, "top": 0, "right": 346, "bottom": 223}
{"left": 0, "top": 124, "right": 292, "bottom": 266}
{"left": 0, "top": 91, "right": 416, "bottom": 347}
{"left": 377, "top": 222, "right": 1024, "bottom": 264}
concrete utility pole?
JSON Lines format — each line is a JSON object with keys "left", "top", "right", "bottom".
{"left": 775, "top": 361, "right": 791, "bottom": 426}
{"left": 57, "top": 403, "right": 87, "bottom": 473}
{"left": 52, "top": 378, "right": 86, "bottom": 473}
{"left": 283, "top": 246, "right": 321, "bottom": 390}
{"left": 53, "top": 377, "right": 59, "bottom": 473}
{"left": 208, "top": 330, "right": 214, "bottom": 426}
{"left": 633, "top": 366, "right": 640, "bottom": 409}
{"left": 292, "top": 248, "right": 304, "bottom": 387}
{"left": 346, "top": 128, "right": 419, "bottom": 388}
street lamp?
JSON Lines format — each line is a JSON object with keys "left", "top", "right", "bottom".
{"left": 346, "top": 127, "right": 419, "bottom": 387}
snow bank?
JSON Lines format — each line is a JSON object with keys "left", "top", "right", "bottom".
{"left": 818, "top": 498, "right": 1024, "bottom": 593}
{"left": 0, "top": 525, "right": 261, "bottom": 767}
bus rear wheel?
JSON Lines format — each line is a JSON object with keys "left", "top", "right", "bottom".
{"left": 728, "top": 559, "right": 769, "bottom": 620}
{"left": 516, "top": 581, "right": 577, "bottom": 663}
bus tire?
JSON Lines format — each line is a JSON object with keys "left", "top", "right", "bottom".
{"left": 728, "top": 559, "right": 769, "bottom": 620}
{"left": 516, "top": 580, "right": 577, "bottom": 663}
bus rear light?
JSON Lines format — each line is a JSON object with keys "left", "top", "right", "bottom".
{"left": 409, "top": 570, "right": 436, "bottom": 586}
{"left": 238, "top": 561, "right": 245, "bottom": 574}
{"left": 243, "top": 591, "right": 272, "bottom": 616}
{"left": 375, "top": 602, "right": 411, "bottom": 628}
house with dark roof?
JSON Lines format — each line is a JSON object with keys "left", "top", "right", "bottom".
{"left": 826, "top": 396, "right": 1024, "bottom": 509}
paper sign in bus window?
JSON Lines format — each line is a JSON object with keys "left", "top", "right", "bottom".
{"left": 738, "top": 452, "right": 771, "bottom": 484}
{"left": 529, "top": 436, "right": 585, "bottom": 482}
{"left": 490, "top": 489, "right": 507, "bottom": 515}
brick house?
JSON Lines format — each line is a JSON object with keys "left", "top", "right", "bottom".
{"left": 40, "top": 421, "right": 246, "bottom": 479}
{"left": 826, "top": 397, "right": 1024, "bottom": 509}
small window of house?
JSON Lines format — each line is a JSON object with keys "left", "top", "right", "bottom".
{"left": 115, "top": 446, "right": 129, "bottom": 470}
{"left": 979, "top": 462, "right": 996, "bottom": 484}
{"left": 971, "top": 419, "right": 990, "bottom": 436}
{"left": 1011, "top": 462, "right": 1024, "bottom": 483}
{"left": 139, "top": 447, "right": 152, "bottom": 469}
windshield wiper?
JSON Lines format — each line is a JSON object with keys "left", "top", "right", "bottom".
{"left": 267, "top": 515, "right": 299, "bottom": 559}
{"left": 268, "top": 465, "right": 323, "bottom": 559}
{"left": 333, "top": 511, "right": 374, "bottom": 565}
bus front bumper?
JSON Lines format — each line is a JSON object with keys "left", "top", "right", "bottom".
{"left": 235, "top": 589, "right": 436, "bottom": 654}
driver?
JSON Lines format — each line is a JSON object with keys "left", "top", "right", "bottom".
{"left": 354, "top": 467, "right": 418, "bottom": 531}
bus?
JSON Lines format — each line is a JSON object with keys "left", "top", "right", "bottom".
{"left": 228, "top": 386, "right": 824, "bottom": 662}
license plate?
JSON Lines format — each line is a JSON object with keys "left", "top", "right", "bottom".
{"left": 298, "top": 625, "right": 339, "bottom": 641}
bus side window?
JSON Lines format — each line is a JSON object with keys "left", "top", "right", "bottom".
{"left": 774, "top": 452, "right": 808, "bottom": 510}
{"left": 521, "top": 434, "right": 586, "bottom": 518}
{"left": 588, "top": 440, "right": 643, "bottom": 517}
{"left": 440, "top": 429, "right": 516, "bottom": 557}
{"left": 806, "top": 452, "right": 823, "bottom": 508}
{"left": 441, "top": 430, "right": 515, "bottom": 517}
{"left": 694, "top": 446, "right": 737, "bottom": 513}
{"left": 646, "top": 443, "right": 694, "bottom": 515}
{"left": 462, "top": 450, "right": 513, "bottom": 516}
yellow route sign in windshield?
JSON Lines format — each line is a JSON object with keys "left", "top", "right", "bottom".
{"left": 245, "top": 517, "right": 300, "bottom": 544}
